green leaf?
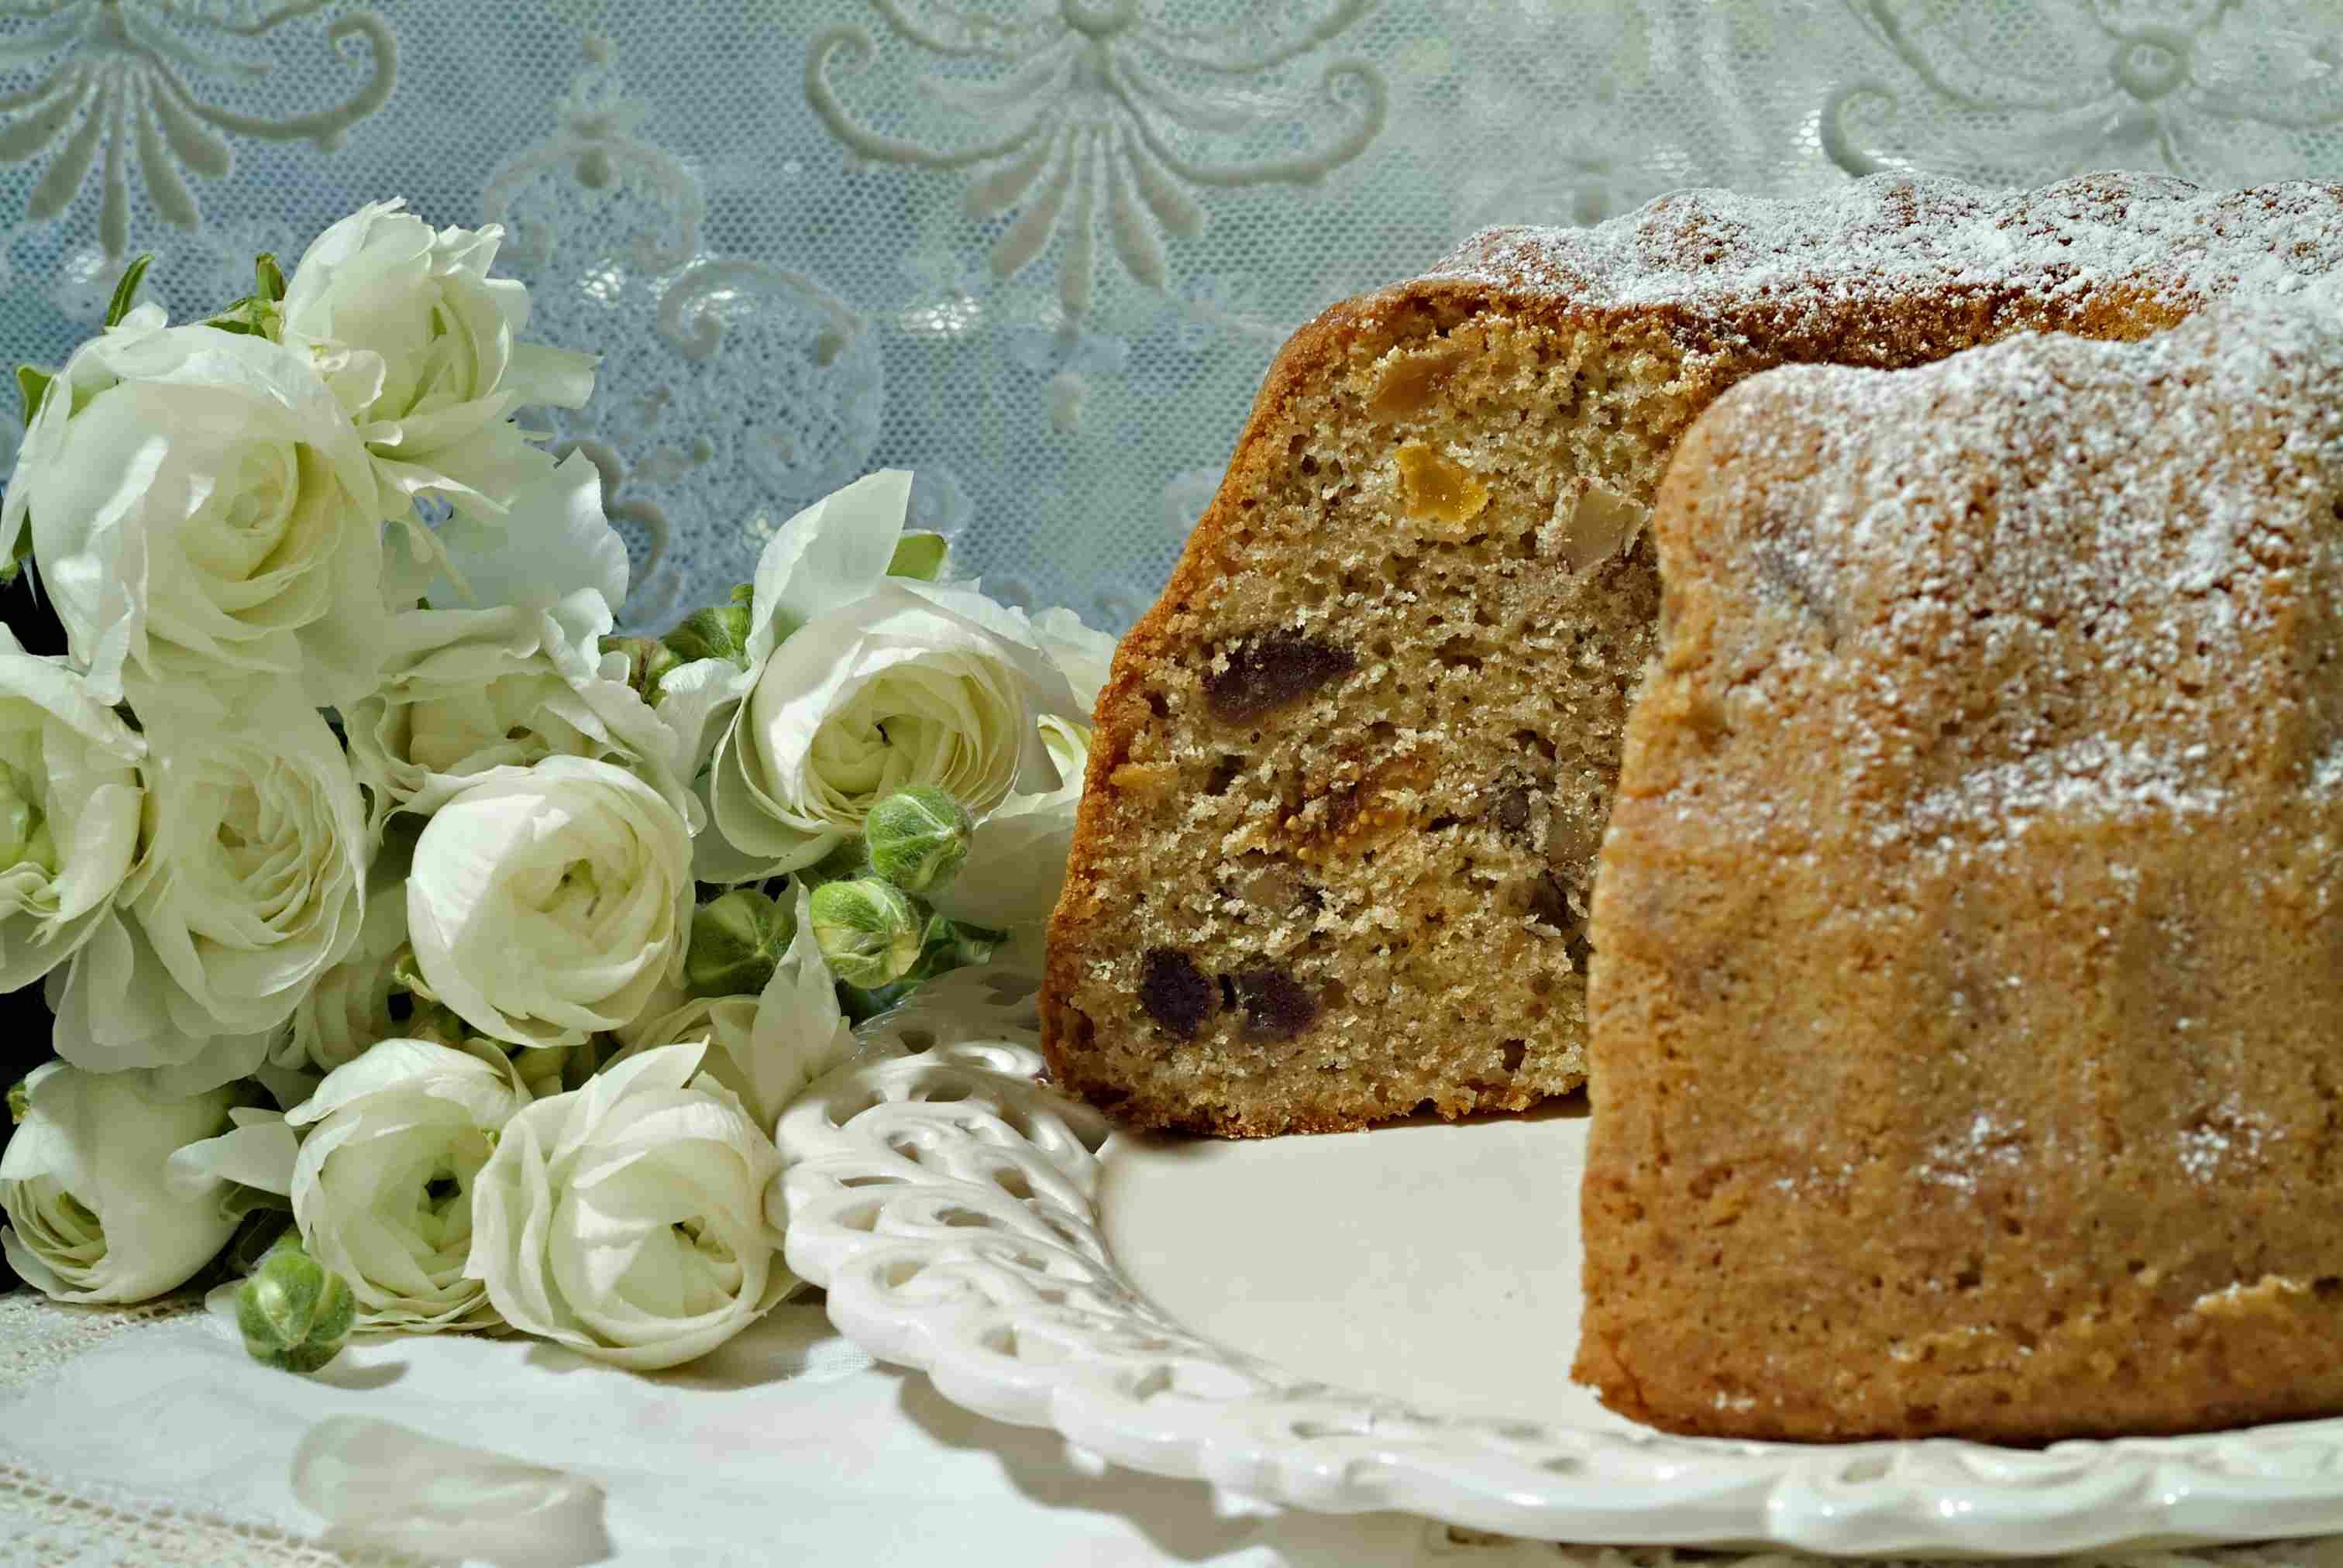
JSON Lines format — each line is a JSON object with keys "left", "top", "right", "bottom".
{"left": 200, "top": 304, "right": 266, "bottom": 337}
{"left": 254, "top": 252, "right": 286, "bottom": 303}
{"left": 105, "top": 254, "right": 153, "bottom": 329}
{"left": 15, "top": 364, "right": 51, "bottom": 427}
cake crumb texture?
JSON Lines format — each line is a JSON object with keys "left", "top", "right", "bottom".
{"left": 1042, "top": 171, "right": 2343, "bottom": 1140}
{"left": 1578, "top": 298, "right": 2343, "bottom": 1443}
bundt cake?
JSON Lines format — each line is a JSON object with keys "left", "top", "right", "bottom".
{"left": 1041, "top": 171, "right": 2343, "bottom": 1137}
{"left": 1577, "top": 296, "right": 2343, "bottom": 1442}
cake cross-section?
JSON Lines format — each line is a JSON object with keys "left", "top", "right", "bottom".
{"left": 1041, "top": 170, "right": 2343, "bottom": 1137}
{"left": 1578, "top": 297, "right": 2343, "bottom": 1442}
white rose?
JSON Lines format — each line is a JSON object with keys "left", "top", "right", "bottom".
{"left": 607, "top": 884, "right": 854, "bottom": 1130}
{"left": 407, "top": 757, "right": 691, "bottom": 1047}
{"left": 286, "top": 1037, "right": 532, "bottom": 1332}
{"left": 2, "top": 306, "right": 387, "bottom": 709}
{"left": 283, "top": 199, "right": 596, "bottom": 521}
{"left": 0, "top": 1062, "right": 239, "bottom": 1303}
{"left": 465, "top": 1042, "right": 793, "bottom": 1370}
{"left": 930, "top": 714, "right": 1091, "bottom": 937}
{"left": 48, "top": 686, "right": 368, "bottom": 1092}
{"left": 0, "top": 625, "right": 144, "bottom": 992}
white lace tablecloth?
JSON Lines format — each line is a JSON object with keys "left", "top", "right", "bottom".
{"left": 0, "top": 1286, "right": 2337, "bottom": 1568}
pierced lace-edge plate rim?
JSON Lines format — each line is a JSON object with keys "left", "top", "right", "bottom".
{"left": 774, "top": 974, "right": 2343, "bottom": 1559}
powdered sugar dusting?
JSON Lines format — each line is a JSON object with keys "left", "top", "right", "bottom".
{"left": 1675, "top": 294, "right": 2343, "bottom": 865}
{"left": 1427, "top": 172, "right": 2343, "bottom": 332}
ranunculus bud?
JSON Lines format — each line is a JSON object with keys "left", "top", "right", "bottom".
{"left": 808, "top": 879, "right": 921, "bottom": 988}
{"left": 685, "top": 887, "right": 796, "bottom": 999}
{"left": 237, "top": 1239, "right": 357, "bottom": 1374}
{"left": 887, "top": 531, "right": 949, "bottom": 582}
{"left": 863, "top": 786, "right": 972, "bottom": 897}
{"left": 664, "top": 599, "right": 752, "bottom": 669}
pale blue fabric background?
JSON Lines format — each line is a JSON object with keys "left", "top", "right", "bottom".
{"left": 4, "top": 1, "right": 2341, "bottom": 634}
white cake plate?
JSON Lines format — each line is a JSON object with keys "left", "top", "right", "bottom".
{"left": 776, "top": 971, "right": 2343, "bottom": 1558}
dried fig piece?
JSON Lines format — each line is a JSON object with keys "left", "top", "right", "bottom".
{"left": 1232, "top": 965, "right": 1318, "bottom": 1041}
{"left": 1202, "top": 631, "right": 1356, "bottom": 722}
{"left": 1138, "top": 948, "right": 1215, "bottom": 1039}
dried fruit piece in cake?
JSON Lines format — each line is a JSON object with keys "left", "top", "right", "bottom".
{"left": 1579, "top": 297, "right": 2343, "bottom": 1443}
{"left": 1041, "top": 172, "right": 2343, "bottom": 1138}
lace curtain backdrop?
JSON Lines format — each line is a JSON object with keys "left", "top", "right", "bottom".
{"left": 9, "top": 2, "right": 2343, "bottom": 1564}
{"left": 4, "top": 2, "right": 2343, "bottom": 641}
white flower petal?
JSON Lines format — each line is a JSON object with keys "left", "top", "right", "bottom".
{"left": 745, "top": 468, "right": 910, "bottom": 662}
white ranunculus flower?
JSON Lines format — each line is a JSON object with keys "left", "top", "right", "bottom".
{"left": 706, "top": 583, "right": 1082, "bottom": 879}
{"left": 466, "top": 1042, "right": 793, "bottom": 1370}
{"left": 1, "top": 305, "right": 387, "bottom": 709}
{"left": 349, "top": 601, "right": 690, "bottom": 833}
{"left": 0, "top": 625, "right": 145, "bottom": 992}
{"left": 0, "top": 1062, "right": 239, "bottom": 1303}
{"left": 286, "top": 1037, "right": 532, "bottom": 1332}
{"left": 672, "top": 470, "right": 1087, "bottom": 881}
{"left": 274, "top": 858, "right": 413, "bottom": 1075}
{"left": 1027, "top": 606, "right": 1116, "bottom": 711}
{"left": 407, "top": 757, "right": 691, "bottom": 1048}
{"left": 608, "top": 884, "right": 854, "bottom": 1131}
{"left": 283, "top": 199, "right": 596, "bottom": 522}
{"left": 48, "top": 687, "right": 368, "bottom": 1092}
{"left": 930, "top": 714, "right": 1092, "bottom": 937}
{"left": 651, "top": 470, "right": 918, "bottom": 786}
{"left": 349, "top": 476, "right": 686, "bottom": 844}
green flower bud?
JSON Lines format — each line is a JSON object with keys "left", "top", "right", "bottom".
{"left": 236, "top": 1239, "right": 356, "bottom": 1374}
{"left": 887, "top": 531, "right": 950, "bottom": 583}
{"left": 685, "top": 886, "right": 796, "bottom": 998}
{"left": 6, "top": 1076, "right": 28, "bottom": 1126}
{"left": 664, "top": 598, "right": 753, "bottom": 667}
{"left": 604, "top": 634, "right": 681, "bottom": 703}
{"left": 809, "top": 878, "right": 922, "bottom": 989}
{"left": 863, "top": 786, "right": 972, "bottom": 897}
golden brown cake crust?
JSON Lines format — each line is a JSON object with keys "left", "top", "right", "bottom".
{"left": 1577, "top": 299, "right": 2343, "bottom": 1444}
{"left": 1043, "top": 171, "right": 2343, "bottom": 1140}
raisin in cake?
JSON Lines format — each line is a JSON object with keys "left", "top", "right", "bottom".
{"left": 1577, "top": 297, "right": 2343, "bottom": 1443}
{"left": 1042, "top": 171, "right": 2343, "bottom": 1138}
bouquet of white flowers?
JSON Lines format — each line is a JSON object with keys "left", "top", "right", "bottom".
{"left": 0, "top": 201, "right": 1112, "bottom": 1374}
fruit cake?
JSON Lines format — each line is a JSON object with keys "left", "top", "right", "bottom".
{"left": 1577, "top": 297, "right": 2343, "bottom": 1442}
{"left": 1041, "top": 171, "right": 2343, "bottom": 1137}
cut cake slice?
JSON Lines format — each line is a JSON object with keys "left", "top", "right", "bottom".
{"left": 1041, "top": 172, "right": 2343, "bottom": 1136}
